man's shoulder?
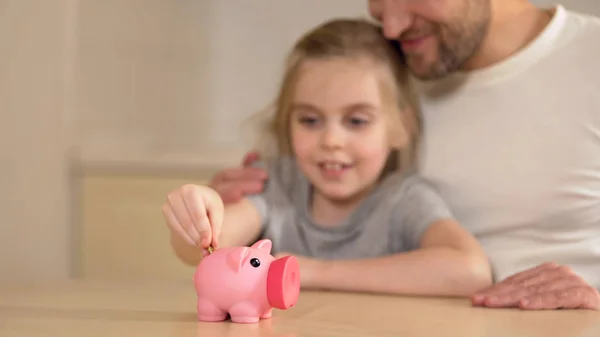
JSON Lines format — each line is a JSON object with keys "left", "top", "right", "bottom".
{"left": 563, "top": 6, "right": 600, "bottom": 39}
{"left": 565, "top": 6, "right": 600, "bottom": 25}
{"left": 556, "top": 7, "right": 600, "bottom": 76}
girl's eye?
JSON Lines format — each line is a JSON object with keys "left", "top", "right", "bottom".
{"left": 347, "top": 116, "right": 369, "bottom": 127}
{"left": 298, "top": 116, "right": 319, "bottom": 126}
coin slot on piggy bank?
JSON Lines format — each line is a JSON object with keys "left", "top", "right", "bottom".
{"left": 193, "top": 239, "right": 301, "bottom": 323}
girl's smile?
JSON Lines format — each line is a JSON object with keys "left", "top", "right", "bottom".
{"left": 317, "top": 160, "right": 354, "bottom": 180}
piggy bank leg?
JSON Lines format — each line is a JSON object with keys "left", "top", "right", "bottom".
{"left": 260, "top": 308, "right": 273, "bottom": 319}
{"left": 229, "top": 302, "right": 263, "bottom": 324}
{"left": 197, "top": 298, "right": 227, "bottom": 322}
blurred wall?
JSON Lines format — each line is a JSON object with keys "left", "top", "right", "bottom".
{"left": 0, "top": 0, "right": 76, "bottom": 283}
{"left": 76, "top": 0, "right": 370, "bottom": 166}
{"left": 532, "top": 0, "right": 600, "bottom": 14}
{"left": 0, "top": 0, "right": 368, "bottom": 283}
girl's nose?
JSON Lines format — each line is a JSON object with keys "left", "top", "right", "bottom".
{"left": 320, "top": 126, "right": 345, "bottom": 150}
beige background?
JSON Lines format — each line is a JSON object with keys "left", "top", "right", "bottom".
{"left": 0, "top": 0, "right": 368, "bottom": 283}
{"left": 1, "top": 0, "right": 599, "bottom": 284}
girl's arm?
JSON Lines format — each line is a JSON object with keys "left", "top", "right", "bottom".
{"left": 299, "top": 218, "right": 493, "bottom": 297}
{"left": 170, "top": 196, "right": 264, "bottom": 266}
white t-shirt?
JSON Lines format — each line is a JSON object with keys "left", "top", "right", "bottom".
{"left": 416, "top": 5, "right": 600, "bottom": 287}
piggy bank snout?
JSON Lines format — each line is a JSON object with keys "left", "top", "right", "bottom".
{"left": 266, "top": 256, "right": 300, "bottom": 310}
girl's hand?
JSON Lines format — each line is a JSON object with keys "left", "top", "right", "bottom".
{"left": 161, "top": 184, "right": 224, "bottom": 252}
{"left": 274, "top": 252, "right": 326, "bottom": 289}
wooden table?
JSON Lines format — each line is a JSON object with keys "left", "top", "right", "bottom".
{"left": 1, "top": 280, "right": 599, "bottom": 337}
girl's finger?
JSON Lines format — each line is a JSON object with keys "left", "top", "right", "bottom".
{"left": 167, "top": 192, "right": 202, "bottom": 244}
{"left": 161, "top": 203, "right": 196, "bottom": 246}
{"left": 205, "top": 191, "right": 224, "bottom": 248}
{"left": 183, "top": 189, "right": 213, "bottom": 248}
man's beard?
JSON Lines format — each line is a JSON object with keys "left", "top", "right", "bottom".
{"left": 401, "top": 1, "right": 491, "bottom": 81}
{"left": 403, "top": 24, "right": 488, "bottom": 81}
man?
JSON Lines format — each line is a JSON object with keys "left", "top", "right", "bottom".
{"left": 207, "top": 0, "right": 600, "bottom": 310}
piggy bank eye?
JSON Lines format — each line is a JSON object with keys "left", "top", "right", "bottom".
{"left": 250, "top": 258, "right": 261, "bottom": 268}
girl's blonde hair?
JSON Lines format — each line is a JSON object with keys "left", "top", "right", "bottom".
{"left": 249, "top": 18, "right": 421, "bottom": 175}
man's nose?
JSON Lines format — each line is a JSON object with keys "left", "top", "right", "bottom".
{"left": 380, "top": 2, "right": 413, "bottom": 39}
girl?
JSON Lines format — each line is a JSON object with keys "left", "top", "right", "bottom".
{"left": 161, "top": 18, "right": 492, "bottom": 297}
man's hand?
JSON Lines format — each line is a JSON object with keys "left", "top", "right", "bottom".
{"left": 471, "top": 262, "right": 600, "bottom": 310}
{"left": 209, "top": 151, "right": 268, "bottom": 204}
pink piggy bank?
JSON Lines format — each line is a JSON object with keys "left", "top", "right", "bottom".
{"left": 193, "top": 239, "right": 300, "bottom": 323}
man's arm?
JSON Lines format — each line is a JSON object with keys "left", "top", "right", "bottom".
{"left": 170, "top": 197, "right": 264, "bottom": 266}
{"left": 209, "top": 151, "right": 268, "bottom": 204}
{"left": 296, "top": 219, "right": 493, "bottom": 297}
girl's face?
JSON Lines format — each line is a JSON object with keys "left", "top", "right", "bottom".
{"left": 289, "top": 57, "right": 404, "bottom": 203}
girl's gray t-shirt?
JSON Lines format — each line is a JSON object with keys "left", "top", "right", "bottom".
{"left": 245, "top": 156, "right": 455, "bottom": 258}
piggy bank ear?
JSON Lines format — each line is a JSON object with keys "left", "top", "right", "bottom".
{"left": 251, "top": 239, "right": 272, "bottom": 253}
{"left": 227, "top": 247, "right": 250, "bottom": 273}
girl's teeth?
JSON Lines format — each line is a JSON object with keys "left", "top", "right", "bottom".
{"left": 325, "top": 163, "right": 342, "bottom": 170}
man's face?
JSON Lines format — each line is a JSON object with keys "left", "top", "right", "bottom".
{"left": 368, "top": 0, "right": 491, "bottom": 80}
